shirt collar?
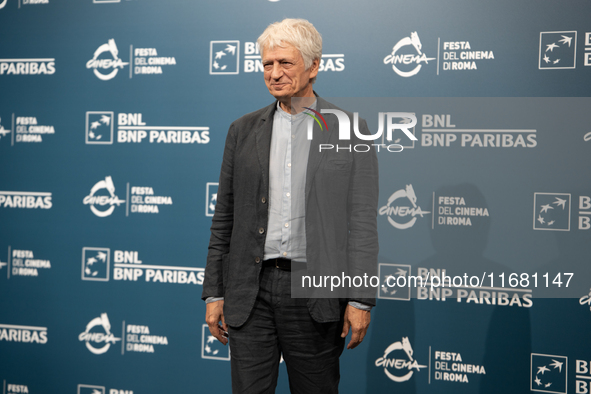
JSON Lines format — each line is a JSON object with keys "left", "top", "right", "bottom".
{"left": 275, "top": 99, "right": 318, "bottom": 122}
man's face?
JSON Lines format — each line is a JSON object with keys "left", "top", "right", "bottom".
{"left": 262, "top": 44, "right": 319, "bottom": 102}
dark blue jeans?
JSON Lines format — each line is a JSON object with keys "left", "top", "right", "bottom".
{"left": 228, "top": 265, "right": 346, "bottom": 394}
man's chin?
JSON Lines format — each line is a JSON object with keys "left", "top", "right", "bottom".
{"left": 269, "top": 90, "right": 292, "bottom": 101}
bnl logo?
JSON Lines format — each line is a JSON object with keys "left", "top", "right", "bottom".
{"left": 531, "top": 353, "right": 567, "bottom": 393}
{"left": 539, "top": 31, "right": 577, "bottom": 70}
{"left": 210, "top": 41, "right": 239, "bottom": 74}
{"left": 533, "top": 193, "right": 570, "bottom": 231}
{"left": 201, "top": 323, "right": 230, "bottom": 360}
{"left": 78, "top": 385, "right": 105, "bottom": 394}
{"left": 82, "top": 247, "right": 110, "bottom": 281}
{"left": 378, "top": 263, "right": 411, "bottom": 301}
{"left": 206, "top": 183, "right": 218, "bottom": 217}
{"left": 86, "top": 111, "right": 114, "bottom": 144}
{"left": 533, "top": 193, "right": 591, "bottom": 231}
{"left": 78, "top": 384, "right": 133, "bottom": 394}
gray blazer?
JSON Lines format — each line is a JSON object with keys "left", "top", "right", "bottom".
{"left": 202, "top": 96, "right": 379, "bottom": 327}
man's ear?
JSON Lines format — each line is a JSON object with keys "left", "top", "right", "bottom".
{"left": 309, "top": 58, "right": 320, "bottom": 79}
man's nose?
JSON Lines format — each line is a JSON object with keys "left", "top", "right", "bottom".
{"left": 271, "top": 63, "right": 283, "bottom": 79}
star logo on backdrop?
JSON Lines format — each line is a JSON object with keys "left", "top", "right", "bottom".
{"left": 86, "top": 111, "right": 114, "bottom": 144}
{"left": 378, "top": 263, "right": 411, "bottom": 301}
{"left": 89, "top": 115, "right": 111, "bottom": 140}
{"left": 210, "top": 41, "right": 240, "bottom": 74}
{"left": 539, "top": 31, "right": 577, "bottom": 69}
{"left": 531, "top": 354, "right": 566, "bottom": 393}
{"left": 533, "top": 193, "right": 570, "bottom": 231}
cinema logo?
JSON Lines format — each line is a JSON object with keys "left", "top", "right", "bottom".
{"left": 209, "top": 40, "right": 344, "bottom": 74}
{"left": 0, "top": 191, "right": 52, "bottom": 209}
{"left": 83, "top": 176, "right": 173, "bottom": 216}
{"left": 82, "top": 247, "right": 204, "bottom": 285}
{"left": 86, "top": 111, "right": 210, "bottom": 145}
{"left": 0, "top": 58, "right": 55, "bottom": 75}
{"left": 79, "top": 313, "right": 168, "bottom": 355}
{"left": 83, "top": 176, "right": 125, "bottom": 217}
{"left": 79, "top": 313, "right": 121, "bottom": 354}
{"left": 87, "top": 39, "right": 176, "bottom": 80}
{"left": 384, "top": 32, "right": 495, "bottom": 77}
{"left": 375, "top": 339, "right": 486, "bottom": 385}
{"left": 380, "top": 184, "right": 430, "bottom": 230}
{"left": 3, "top": 246, "right": 52, "bottom": 278}
{"left": 375, "top": 337, "right": 426, "bottom": 382}
{"left": 384, "top": 32, "right": 435, "bottom": 77}
{"left": 0, "top": 323, "right": 47, "bottom": 344}
{"left": 87, "top": 39, "right": 128, "bottom": 80}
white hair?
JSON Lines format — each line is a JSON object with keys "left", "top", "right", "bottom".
{"left": 257, "top": 18, "right": 322, "bottom": 82}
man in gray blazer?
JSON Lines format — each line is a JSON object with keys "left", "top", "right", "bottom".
{"left": 202, "top": 18, "right": 379, "bottom": 394}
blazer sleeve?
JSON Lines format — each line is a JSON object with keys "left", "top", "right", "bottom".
{"left": 201, "top": 122, "right": 237, "bottom": 300}
{"left": 346, "top": 117, "right": 379, "bottom": 306}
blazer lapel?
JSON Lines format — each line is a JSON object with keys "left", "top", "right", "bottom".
{"left": 255, "top": 102, "right": 276, "bottom": 195}
{"left": 305, "top": 97, "right": 337, "bottom": 199}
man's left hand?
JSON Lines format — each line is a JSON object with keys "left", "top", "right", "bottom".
{"left": 341, "top": 304, "right": 371, "bottom": 349}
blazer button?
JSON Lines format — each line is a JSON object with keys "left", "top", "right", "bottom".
{"left": 255, "top": 257, "right": 261, "bottom": 263}
{"left": 258, "top": 227, "right": 265, "bottom": 234}
{"left": 261, "top": 197, "right": 266, "bottom": 203}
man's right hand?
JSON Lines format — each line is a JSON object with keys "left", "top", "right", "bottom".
{"left": 205, "top": 300, "right": 228, "bottom": 345}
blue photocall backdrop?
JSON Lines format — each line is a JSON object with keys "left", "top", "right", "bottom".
{"left": 1, "top": 0, "right": 590, "bottom": 393}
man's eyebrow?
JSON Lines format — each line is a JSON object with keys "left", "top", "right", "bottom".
{"left": 262, "top": 57, "right": 295, "bottom": 63}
